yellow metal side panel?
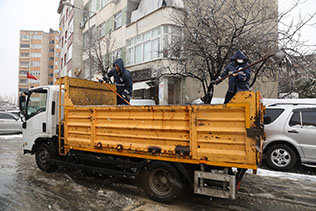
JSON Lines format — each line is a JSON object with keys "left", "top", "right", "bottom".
{"left": 193, "top": 106, "right": 247, "bottom": 163}
{"left": 93, "top": 106, "right": 190, "bottom": 153}
{"left": 65, "top": 107, "right": 93, "bottom": 148}
{"left": 63, "top": 91, "right": 263, "bottom": 169}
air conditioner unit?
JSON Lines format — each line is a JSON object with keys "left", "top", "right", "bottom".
{"left": 79, "top": 21, "right": 85, "bottom": 30}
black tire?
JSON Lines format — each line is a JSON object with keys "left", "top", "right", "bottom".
{"left": 35, "top": 143, "right": 57, "bottom": 173}
{"left": 142, "top": 162, "right": 184, "bottom": 203}
{"left": 265, "top": 144, "right": 297, "bottom": 171}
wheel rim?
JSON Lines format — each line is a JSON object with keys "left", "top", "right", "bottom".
{"left": 149, "top": 168, "right": 173, "bottom": 197}
{"left": 38, "top": 148, "right": 50, "bottom": 166}
{"left": 270, "top": 148, "right": 291, "bottom": 168}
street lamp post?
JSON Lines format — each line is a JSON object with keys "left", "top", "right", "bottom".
{"left": 62, "top": 1, "right": 95, "bottom": 80}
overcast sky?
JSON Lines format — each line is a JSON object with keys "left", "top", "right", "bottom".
{"left": 0, "top": 0, "right": 315, "bottom": 100}
{"left": 0, "top": 0, "right": 59, "bottom": 99}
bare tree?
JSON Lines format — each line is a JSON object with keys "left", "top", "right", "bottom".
{"left": 0, "top": 95, "right": 18, "bottom": 107}
{"left": 84, "top": 27, "right": 116, "bottom": 79}
{"left": 162, "top": 0, "right": 316, "bottom": 103}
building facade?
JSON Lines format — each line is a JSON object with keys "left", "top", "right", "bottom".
{"left": 18, "top": 29, "right": 60, "bottom": 93}
{"left": 57, "top": 0, "right": 278, "bottom": 105}
{"left": 57, "top": 0, "right": 84, "bottom": 78}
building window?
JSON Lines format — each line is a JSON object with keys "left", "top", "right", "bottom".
{"left": 61, "top": 37, "right": 64, "bottom": 48}
{"left": 49, "top": 40, "right": 55, "bottom": 44}
{"left": 29, "top": 80, "right": 40, "bottom": 85}
{"left": 30, "top": 53, "right": 41, "bottom": 57}
{"left": 61, "top": 58, "right": 64, "bottom": 68}
{"left": 19, "top": 88, "right": 28, "bottom": 92}
{"left": 31, "top": 62, "right": 40, "bottom": 67}
{"left": 49, "top": 57, "right": 54, "bottom": 61}
{"left": 99, "top": 22, "right": 106, "bottom": 37}
{"left": 67, "top": 44, "right": 73, "bottom": 62}
{"left": 49, "top": 65, "right": 54, "bottom": 69}
{"left": 89, "top": 0, "right": 97, "bottom": 17}
{"left": 101, "top": 0, "right": 109, "bottom": 8}
{"left": 65, "top": 30, "right": 68, "bottom": 40}
{"left": 163, "top": 25, "right": 181, "bottom": 58}
{"left": 32, "top": 34, "right": 42, "bottom": 40}
{"left": 20, "top": 79, "right": 28, "bottom": 84}
{"left": 21, "top": 34, "right": 30, "bottom": 40}
{"left": 69, "top": 18, "right": 74, "bottom": 37}
{"left": 66, "top": 8, "right": 69, "bottom": 20}
{"left": 126, "top": 26, "right": 162, "bottom": 65}
{"left": 64, "top": 54, "right": 67, "bottom": 66}
{"left": 112, "top": 48, "right": 121, "bottom": 62}
{"left": 20, "top": 70, "right": 28, "bottom": 75}
{"left": 49, "top": 48, "right": 55, "bottom": 52}
{"left": 20, "top": 62, "right": 29, "bottom": 67}
{"left": 126, "top": 25, "right": 181, "bottom": 65}
{"left": 114, "top": 11, "right": 122, "bottom": 30}
{"left": 31, "top": 44, "right": 41, "bottom": 49}
{"left": 30, "top": 70, "right": 40, "bottom": 76}
{"left": 20, "top": 44, "right": 30, "bottom": 48}
{"left": 20, "top": 52, "right": 29, "bottom": 57}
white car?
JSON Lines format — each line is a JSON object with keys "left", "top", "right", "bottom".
{"left": 0, "top": 111, "right": 22, "bottom": 134}
{"left": 263, "top": 103, "right": 316, "bottom": 171}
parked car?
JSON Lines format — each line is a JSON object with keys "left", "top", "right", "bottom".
{"left": 0, "top": 111, "right": 22, "bottom": 135}
{"left": 263, "top": 103, "right": 316, "bottom": 171}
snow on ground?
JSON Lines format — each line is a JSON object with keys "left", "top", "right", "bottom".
{"left": 0, "top": 134, "right": 22, "bottom": 139}
{"left": 255, "top": 168, "right": 316, "bottom": 182}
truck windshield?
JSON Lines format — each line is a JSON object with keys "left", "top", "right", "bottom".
{"left": 26, "top": 89, "right": 47, "bottom": 120}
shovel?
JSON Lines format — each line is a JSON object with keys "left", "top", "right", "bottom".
{"left": 202, "top": 49, "right": 286, "bottom": 104}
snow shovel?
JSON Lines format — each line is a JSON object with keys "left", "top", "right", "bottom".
{"left": 96, "top": 77, "right": 131, "bottom": 105}
{"left": 202, "top": 49, "right": 286, "bottom": 104}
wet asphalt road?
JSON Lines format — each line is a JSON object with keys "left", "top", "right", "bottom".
{"left": 1, "top": 135, "right": 316, "bottom": 211}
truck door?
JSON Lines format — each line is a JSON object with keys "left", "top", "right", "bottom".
{"left": 23, "top": 88, "right": 49, "bottom": 146}
{"left": 285, "top": 109, "right": 316, "bottom": 160}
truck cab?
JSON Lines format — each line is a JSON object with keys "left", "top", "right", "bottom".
{"left": 20, "top": 85, "right": 59, "bottom": 154}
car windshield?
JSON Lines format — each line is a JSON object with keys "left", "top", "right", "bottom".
{"left": 264, "top": 108, "right": 284, "bottom": 124}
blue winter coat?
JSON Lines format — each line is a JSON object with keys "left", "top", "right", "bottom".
{"left": 219, "top": 50, "right": 251, "bottom": 93}
{"left": 106, "top": 58, "right": 133, "bottom": 101}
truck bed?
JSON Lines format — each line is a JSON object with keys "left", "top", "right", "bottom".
{"left": 58, "top": 77, "right": 263, "bottom": 170}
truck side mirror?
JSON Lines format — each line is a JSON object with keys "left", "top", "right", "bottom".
{"left": 19, "top": 95, "right": 26, "bottom": 116}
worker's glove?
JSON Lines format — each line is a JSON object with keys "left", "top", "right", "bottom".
{"left": 102, "top": 75, "right": 110, "bottom": 83}
{"left": 211, "top": 78, "right": 221, "bottom": 85}
{"left": 233, "top": 67, "right": 243, "bottom": 77}
{"left": 98, "top": 79, "right": 104, "bottom": 84}
{"left": 122, "top": 94, "right": 131, "bottom": 101}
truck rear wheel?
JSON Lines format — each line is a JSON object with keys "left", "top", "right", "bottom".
{"left": 142, "top": 162, "right": 183, "bottom": 203}
{"left": 35, "top": 143, "right": 57, "bottom": 173}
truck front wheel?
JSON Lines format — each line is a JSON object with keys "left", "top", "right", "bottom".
{"left": 142, "top": 162, "right": 183, "bottom": 203}
{"left": 35, "top": 143, "right": 57, "bottom": 173}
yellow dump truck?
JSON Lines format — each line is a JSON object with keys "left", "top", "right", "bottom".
{"left": 20, "top": 77, "right": 264, "bottom": 203}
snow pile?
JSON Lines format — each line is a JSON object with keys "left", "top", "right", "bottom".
{"left": 256, "top": 168, "right": 316, "bottom": 182}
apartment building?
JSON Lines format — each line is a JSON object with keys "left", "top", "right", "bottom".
{"left": 62, "top": 0, "right": 184, "bottom": 105}
{"left": 18, "top": 29, "right": 60, "bottom": 93}
{"left": 57, "top": 0, "right": 84, "bottom": 78}
{"left": 57, "top": 0, "right": 278, "bottom": 105}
